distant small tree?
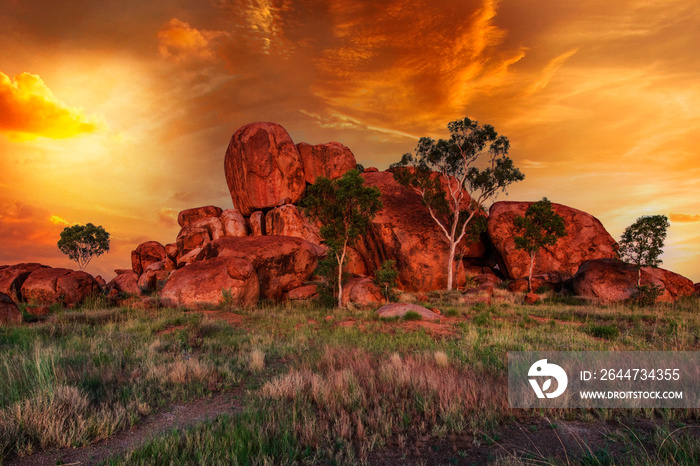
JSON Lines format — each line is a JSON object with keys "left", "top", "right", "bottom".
{"left": 619, "top": 215, "right": 669, "bottom": 304}
{"left": 57, "top": 223, "right": 110, "bottom": 270}
{"left": 302, "top": 170, "right": 382, "bottom": 308}
{"left": 392, "top": 117, "right": 524, "bottom": 290}
{"left": 513, "top": 198, "right": 567, "bottom": 293}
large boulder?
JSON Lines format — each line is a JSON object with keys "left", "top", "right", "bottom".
{"left": 488, "top": 201, "right": 618, "bottom": 280}
{"left": 177, "top": 205, "right": 223, "bottom": 228}
{"left": 0, "top": 292, "right": 21, "bottom": 325}
{"left": 376, "top": 303, "right": 441, "bottom": 321}
{"left": 176, "top": 226, "right": 210, "bottom": 257}
{"left": 224, "top": 122, "right": 306, "bottom": 215}
{"left": 131, "top": 241, "right": 167, "bottom": 275}
{"left": 341, "top": 277, "right": 383, "bottom": 307}
{"left": 106, "top": 271, "right": 141, "bottom": 296}
{"left": 160, "top": 257, "right": 259, "bottom": 308}
{"left": 21, "top": 268, "right": 99, "bottom": 307}
{"left": 353, "top": 171, "right": 483, "bottom": 291}
{"left": 296, "top": 141, "right": 357, "bottom": 184}
{"left": 220, "top": 209, "right": 249, "bottom": 237}
{"left": 137, "top": 262, "right": 171, "bottom": 293}
{"left": 264, "top": 204, "right": 322, "bottom": 245}
{"left": 197, "top": 236, "right": 319, "bottom": 300}
{"left": 573, "top": 259, "right": 694, "bottom": 303}
{"left": 0, "top": 263, "right": 49, "bottom": 303}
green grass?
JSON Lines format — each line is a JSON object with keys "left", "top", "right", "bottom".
{"left": 0, "top": 295, "right": 698, "bottom": 464}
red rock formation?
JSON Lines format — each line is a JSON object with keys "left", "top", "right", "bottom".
{"left": 0, "top": 292, "right": 21, "bottom": 325}
{"left": 265, "top": 204, "right": 322, "bottom": 245}
{"left": 297, "top": 141, "right": 357, "bottom": 184}
{"left": 106, "top": 271, "right": 141, "bottom": 296}
{"left": 197, "top": 236, "right": 318, "bottom": 301}
{"left": 190, "top": 217, "right": 224, "bottom": 241}
{"left": 131, "top": 241, "right": 167, "bottom": 275}
{"left": 249, "top": 211, "right": 265, "bottom": 236}
{"left": 488, "top": 201, "right": 618, "bottom": 280}
{"left": 137, "top": 262, "right": 171, "bottom": 293}
{"left": 176, "top": 226, "right": 210, "bottom": 257}
{"left": 160, "top": 257, "right": 259, "bottom": 308}
{"left": 220, "top": 209, "right": 249, "bottom": 237}
{"left": 224, "top": 122, "right": 306, "bottom": 215}
{"left": 573, "top": 259, "right": 694, "bottom": 303}
{"left": 21, "top": 268, "right": 99, "bottom": 307}
{"left": 354, "top": 171, "right": 483, "bottom": 291}
{"left": 0, "top": 263, "right": 48, "bottom": 303}
{"left": 177, "top": 205, "right": 223, "bottom": 228}
{"left": 285, "top": 284, "right": 318, "bottom": 301}
{"left": 341, "top": 277, "right": 383, "bottom": 307}
{"left": 344, "top": 247, "right": 368, "bottom": 276}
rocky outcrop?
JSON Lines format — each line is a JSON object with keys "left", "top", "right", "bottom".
{"left": 573, "top": 259, "right": 694, "bottom": 303}
{"left": 488, "top": 201, "right": 617, "bottom": 280}
{"left": 178, "top": 206, "right": 223, "bottom": 228}
{"left": 131, "top": 241, "right": 167, "bottom": 275}
{"left": 224, "top": 122, "right": 306, "bottom": 215}
{"left": 265, "top": 204, "right": 322, "bottom": 245}
{"left": 21, "top": 268, "right": 99, "bottom": 307}
{"left": 249, "top": 211, "right": 265, "bottom": 236}
{"left": 137, "top": 262, "right": 171, "bottom": 293}
{"left": 297, "top": 141, "right": 357, "bottom": 184}
{"left": 220, "top": 209, "right": 248, "bottom": 237}
{"left": 354, "top": 171, "right": 482, "bottom": 291}
{"left": 0, "top": 263, "right": 48, "bottom": 303}
{"left": 376, "top": 303, "right": 441, "bottom": 321}
{"left": 161, "top": 257, "right": 259, "bottom": 308}
{"left": 176, "top": 226, "right": 210, "bottom": 257}
{"left": 106, "top": 271, "right": 141, "bottom": 296}
{"left": 341, "top": 277, "right": 383, "bottom": 307}
{"left": 196, "top": 236, "right": 319, "bottom": 300}
{"left": 0, "top": 292, "right": 21, "bottom": 325}
{"left": 285, "top": 284, "right": 318, "bottom": 301}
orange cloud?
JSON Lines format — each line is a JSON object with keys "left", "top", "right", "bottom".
{"left": 670, "top": 213, "right": 700, "bottom": 223}
{"left": 0, "top": 71, "right": 106, "bottom": 140}
{"left": 157, "top": 207, "right": 177, "bottom": 228}
{"left": 158, "top": 18, "right": 226, "bottom": 62}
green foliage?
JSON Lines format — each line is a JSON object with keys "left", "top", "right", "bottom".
{"left": 513, "top": 198, "right": 567, "bottom": 254}
{"left": 391, "top": 116, "right": 523, "bottom": 289}
{"left": 513, "top": 197, "right": 567, "bottom": 292}
{"left": 402, "top": 310, "right": 423, "bottom": 321}
{"left": 313, "top": 256, "right": 346, "bottom": 308}
{"left": 302, "top": 169, "right": 382, "bottom": 307}
{"left": 630, "top": 284, "right": 664, "bottom": 307}
{"left": 619, "top": 214, "right": 670, "bottom": 301}
{"left": 57, "top": 223, "right": 110, "bottom": 270}
{"left": 373, "top": 260, "right": 399, "bottom": 302}
{"left": 584, "top": 324, "right": 620, "bottom": 340}
{"left": 619, "top": 215, "right": 669, "bottom": 270}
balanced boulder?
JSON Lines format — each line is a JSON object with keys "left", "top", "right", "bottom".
{"left": 131, "top": 241, "right": 167, "bottom": 275}
{"left": 177, "top": 205, "right": 223, "bottom": 228}
{"left": 197, "top": 236, "right": 319, "bottom": 300}
{"left": 297, "top": 141, "right": 357, "bottom": 184}
{"left": 488, "top": 201, "right": 617, "bottom": 280}
{"left": 265, "top": 204, "right": 322, "bottom": 245}
{"left": 161, "top": 257, "right": 259, "bottom": 308}
{"left": 224, "top": 122, "right": 306, "bottom": 215}
{"left": 220, "top": 209, "right": 249, "bottom": 237}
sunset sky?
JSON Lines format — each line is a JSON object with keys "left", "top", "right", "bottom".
{"left": 1, "top": 0, "right": 699, "bottom": 282}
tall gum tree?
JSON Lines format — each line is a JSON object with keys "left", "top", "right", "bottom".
{"left": 392, "top": 117, "right": 524, "bottom": 290}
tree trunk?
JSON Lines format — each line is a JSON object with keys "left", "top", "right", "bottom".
{"left": 337, "top": 241, "right": 348, "bottom": 308}
{"left": 637, "top": 267, "right": 641, "bottom": 288}
{"left": 447, "top": 239, "right": 456, "bottom": 291}
{"left": 528, "top": 251, "right": 535, "bottom": 293}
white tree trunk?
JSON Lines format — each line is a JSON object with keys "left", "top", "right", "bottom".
{"left": 337, "top": 240, "right": 348, "bottom": 308}
{"left": 447, "top": 239, "right": 456, "bottom": 290}
{"left": 528, "top": 251, "right": 535, "bottom": 293}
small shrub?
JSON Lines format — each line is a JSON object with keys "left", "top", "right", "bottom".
{"left": 630, "top": 284, "right": 663, "bottom": 307}
{"left": 473, "top": 311, "right": 491, "bottom": 326}
{"left": 584, "top": 324, "right": 619, "bottom": 340}
{"left": 444, "top": 308, "right": 459, "bottom": 317}
{"left": 402, "top": 311, "right": 422, "bottom": 321}
{"left": 373, "top": 260, "right": 399, "bottom": 302}
{"left": 249, "top": 350, "right": 265, "bottom": 372}
{"left": 535, "top": 284, "right": 552, "bottom": 294}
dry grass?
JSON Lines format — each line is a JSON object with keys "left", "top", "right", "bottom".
{"left": 249, "top": 349, "right": 266, "bottom": 372}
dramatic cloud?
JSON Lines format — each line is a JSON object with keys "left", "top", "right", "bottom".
{"left": 0, "top": 72, "right": 106, "bottom": 139}
{"left": 670, "top": 213, "right": 700, "bottom": 223}
{"left": 158, "top": 18, "right": 226, "bottom": 62}
{"left": 157, "top": 207, "right": 178, "bottom": 228}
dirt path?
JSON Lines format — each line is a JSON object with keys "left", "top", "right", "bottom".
{"left": 5, "top": 390, "right": 245, "bottom": 466}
